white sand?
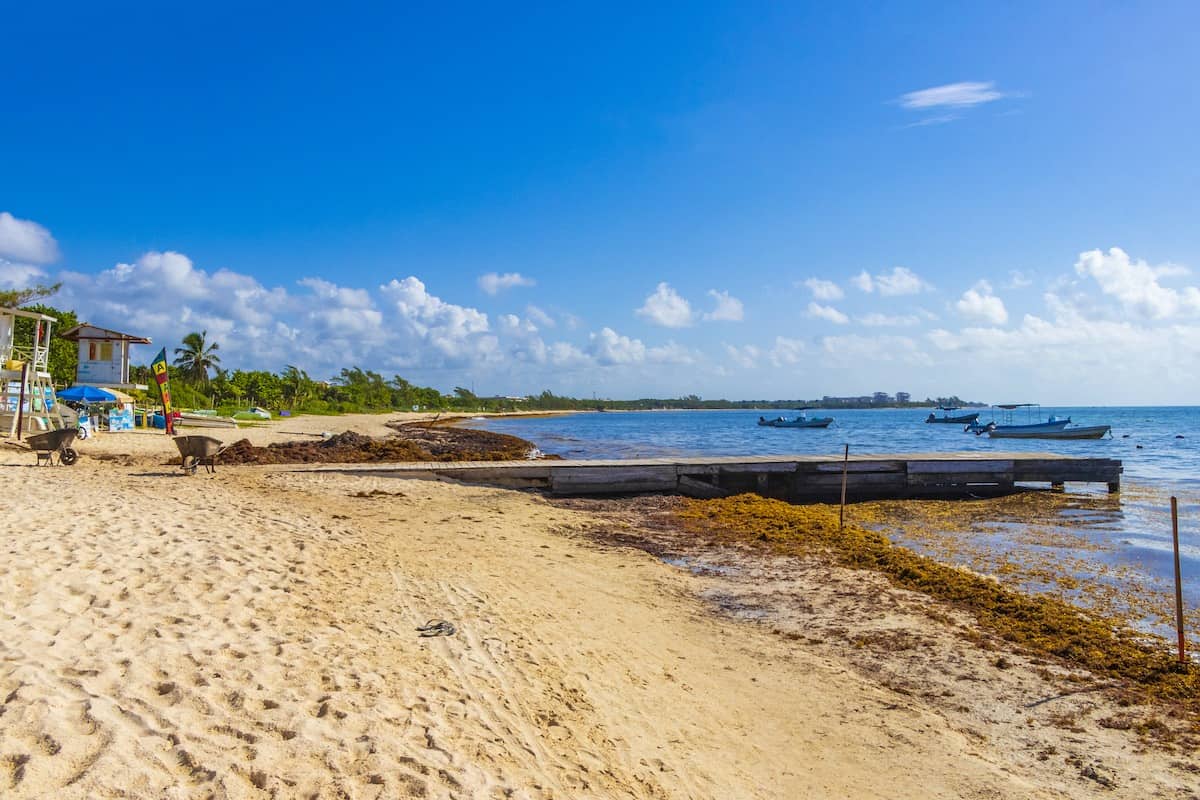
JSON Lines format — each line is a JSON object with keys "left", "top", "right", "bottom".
{"left": 0, "top": 415, "right": 1193, "bottom": 797}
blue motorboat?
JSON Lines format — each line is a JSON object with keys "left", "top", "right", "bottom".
{"left": 758, "top": 411, "right": 834, "bottom": 428}
{"left": 967, "top": 403, "right": 1111, "bottom": 439}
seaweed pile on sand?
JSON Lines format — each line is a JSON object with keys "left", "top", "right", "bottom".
{"left": 220, "top": 426, "right": 540, "bottom": 465}
{"left": 678, "top": 494, "right": 1200, "bottom": 734}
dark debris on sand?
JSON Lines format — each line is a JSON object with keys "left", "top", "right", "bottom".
{"left": 220, "top": 424, "right": 544, "bottom": 466}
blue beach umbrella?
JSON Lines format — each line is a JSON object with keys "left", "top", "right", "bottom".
{"left": 56, "top": 385, "right": 117, "bottom": 404}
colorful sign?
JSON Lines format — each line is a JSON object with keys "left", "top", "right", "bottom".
{"left": 150, "top": 348, "right": 174, "bottom": 435}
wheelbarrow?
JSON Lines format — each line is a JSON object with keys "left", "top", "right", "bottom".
{"left": 27, "top": 428, "right": 79, "bottom": 466}
{"left": 173, "top": 435, "right": 227, "bottom": 475}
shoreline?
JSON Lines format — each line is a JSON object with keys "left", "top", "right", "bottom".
{"left": 1, "top": 415, "right": 1196, "bottom": 796}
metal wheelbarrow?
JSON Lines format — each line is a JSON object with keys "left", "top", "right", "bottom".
{"left": 26, "top": 428, "right": 80, "bottom": 466}
{"left": 173, "top": 435, "right": 227, "bottom": 474}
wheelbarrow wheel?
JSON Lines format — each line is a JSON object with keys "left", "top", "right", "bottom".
{"left": 182, "top": 455, "right": 198, "bottom": 475}
{"left": 60, "top": 447, "right": 78, "bottom": 466}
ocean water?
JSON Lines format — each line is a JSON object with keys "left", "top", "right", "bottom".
{"left": 470, "top": 407, "right": 1200, "bottom": 621}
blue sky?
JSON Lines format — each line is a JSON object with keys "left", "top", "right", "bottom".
{"left": 3, "top": 2, "right": 1200, "bottom": 403}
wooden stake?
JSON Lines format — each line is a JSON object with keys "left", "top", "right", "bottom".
{"left": 840, "top": 444, "right": 849, "bottom": 531}
{"left": 1171, "top": 497, "right": 1187, "bottom": 664}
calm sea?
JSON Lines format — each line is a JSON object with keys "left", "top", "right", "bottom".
{"left": 469, "top": 407, "right": 1200, "bottom": 617}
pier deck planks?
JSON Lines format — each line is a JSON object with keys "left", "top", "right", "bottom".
{"left": 303, "top": 452, "right": 1123, "bottom": 501}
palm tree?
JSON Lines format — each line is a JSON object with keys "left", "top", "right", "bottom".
{"left": 173, "top": 330, "right": 221, "bottom": 384}
{"left": 280, "top": 365, "right": 312, "bottom": 407}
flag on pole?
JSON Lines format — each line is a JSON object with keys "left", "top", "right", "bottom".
{"left": 150, "top": 348, "right": 175, "bottom": 435}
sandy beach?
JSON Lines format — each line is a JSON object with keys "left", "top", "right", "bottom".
{"left": 1, "top": 414, "right": 1196, "bottom": 798}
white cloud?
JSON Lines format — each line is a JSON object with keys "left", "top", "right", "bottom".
{"left": 704, "top": 289, "right": 744, "bottom": 322}
{"left": 1074, "top": 247, "right": 1200, "bottom": 319}
{"left": 802, "top": 278, "right": 844, "bottom": 300}
{"left": 852, "top": 266, "right": 930, "bottom": 296}
{"left": 724, "top": 343, "right": 761, "bottom": 369}
{"left": 0, "top": 260, "right": 50, "bottom": 290}
{"left": 526, "top": 304, "right": 555, "bottom": 328}
{"left": 770, "top": 336, "right": 807, "bottom": 366}
{"left": 807, "top": 302, "right": 849, "bottom": 324}
{"left": 647, "top": 341, "right": 700, "bottom": 365}
{"left": 858, "top": 312, "right": 921, "bottom": 327}
{"left": 956, "top": 280, "right": 1008, "bottom": 324}
{"left": 851, "top": 270, "right": 874, "bottom": 293}
{"left": 380, "top": 276, "right": 496, "bottom": 365}
{"left": 898, "top": 81, "right": 1006, "bottom": 110}
{"left": 636, "top": 282, "right": 695, "bottom": 328}
{"left": 820, "top": 334, "right": 932, "bottom": 367}
{"left": 1004, "top": 270, "right": 1033, "bottom": 289}
{"left": 588, "top": 327, "right": 646, "bottom": 365}
{"left": 477, "top": 271, "right": 535, "bottom": 295}
{"left": 0, "top": 212, "right": 59, "bottom": 264}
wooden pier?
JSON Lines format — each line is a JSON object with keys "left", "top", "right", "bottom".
{"left": 309, "top": 452, "right": 1123, "bottom": 501}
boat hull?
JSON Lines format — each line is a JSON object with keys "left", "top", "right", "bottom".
{"left": 988, "top": 425, "right": 1111, "bottom": 440}
{"left": 177, "top": 413, "right": 239, "bottom": 429}
{"left": 926, "top": 412, "right": 980, "bottom": 424}
{"left": 759, "top": 418, "right": 834, "bottom": 428}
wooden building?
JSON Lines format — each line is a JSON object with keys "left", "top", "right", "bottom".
{"left": 60, "top": 324, "right": 152, "bottom": 388}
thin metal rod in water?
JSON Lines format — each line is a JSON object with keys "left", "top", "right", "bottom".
{"left": 839, "top": 444, "right": 849, "bottom": 530}
{"left": 1171, "top": 496, "right": 1187, "bottom": 664}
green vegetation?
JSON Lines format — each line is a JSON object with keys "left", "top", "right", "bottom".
{"left": 173, "top": 330, "right": 221, "bottom": 383}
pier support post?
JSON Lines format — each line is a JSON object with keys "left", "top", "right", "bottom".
{"left": 1107, "top": 480, "right": 1120, "bottom": 494}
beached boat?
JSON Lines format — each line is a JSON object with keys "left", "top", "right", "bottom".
{"left": 177, "top": 412, "right": 239, "bottom": 429}
{"left": 926, "top": 406, "right": 980, "bottom": 424}
{"left": 757, "top": 413, "right": 834, "bottom": 429}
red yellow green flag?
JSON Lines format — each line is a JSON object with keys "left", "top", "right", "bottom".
{"left": 150, "top": 348, "right": 175, "bottom": 435}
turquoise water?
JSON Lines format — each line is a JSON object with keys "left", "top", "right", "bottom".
{"left": 470, "top": 407, "right": 1200, "bottom": 618}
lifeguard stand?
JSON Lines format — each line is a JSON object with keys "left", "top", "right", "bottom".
{"left": 0, "top": 306, "right": 66, "bottom": 437}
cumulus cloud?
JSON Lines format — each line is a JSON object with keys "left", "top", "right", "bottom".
{"left": 704, "top": 289, "right": 744, "bottom": 322}
{"left": 853, "top": 266, "right": 930, "bottom": 296}
{"left": 802, "top": 278, "right": 844, "bottom": 301}
{"left": 477, "top": 271, "right": 535, "bottom": 295}
{"left": 898, "top": 81, "right": 1006, "bottom": 110}
{"left": 0, "top": 212, "right": 59, "bottom": 264}
{"left": 806, "top": 302, "right": 849, "bottom": 324}
{"left": 956, "top": 280, "right": 1008, "bottom": 324}
{"left": 588, "top": 327, "right": 646, "bottom": 365}
{"left": 636, "top": 282, "right": 695, "bottom": 328}
{"left": 1074, "top": 247, "right": 1200, "bottom": 319}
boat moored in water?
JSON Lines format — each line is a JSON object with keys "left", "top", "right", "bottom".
{"left": 758, "top": 412, "right": 834, "bottom": 429}
{"left": 988, "top": 423, "right": 1111, "bottom": 439}
{"left": 967, "top": 403, "right": 1112, "bottom": 440}
{"left": 926, "top": 406, "right": 980, "bottom": 424}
